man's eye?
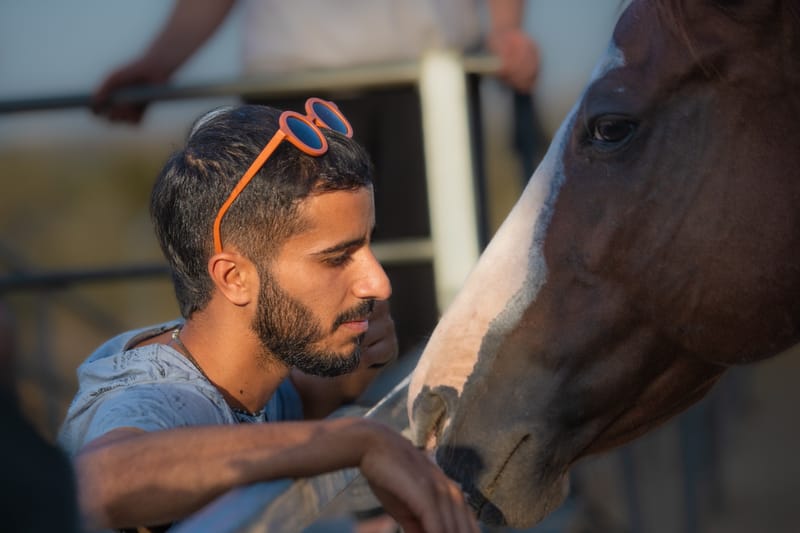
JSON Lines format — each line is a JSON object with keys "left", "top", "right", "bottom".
{"left": 325, "top": 254, "right": 352, "bottom": 267}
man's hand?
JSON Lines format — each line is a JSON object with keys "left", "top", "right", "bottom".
{"left": 359, "top": 422, "right": 480, "bottom": 533}
{"left": 291, "top": 299, "right": 399, "bottom": 419}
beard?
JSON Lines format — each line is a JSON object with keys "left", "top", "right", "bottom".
{"left": 251, "top": 268, "right": 374, "bottom": 377}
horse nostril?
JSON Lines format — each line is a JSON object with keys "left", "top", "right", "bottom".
{"left": 410, "top": 385, "right": 449, "bottom": 449}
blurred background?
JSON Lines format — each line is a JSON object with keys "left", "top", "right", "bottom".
{"left": 1, "top": 1, "right": 798, "bottom": 532}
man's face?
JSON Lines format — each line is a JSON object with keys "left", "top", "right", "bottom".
{"left": 251, "top": 187, "right": 392, "bottom": 376}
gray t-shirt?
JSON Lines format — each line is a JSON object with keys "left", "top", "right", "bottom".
{"left": 58, "top": 320, "right": 304, "bottom": 456}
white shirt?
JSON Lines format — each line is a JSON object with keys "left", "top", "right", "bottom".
{"left": 241, "top": 0, "right": 483, "bottom": 73}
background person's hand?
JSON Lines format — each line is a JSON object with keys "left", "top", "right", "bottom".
{"left": 343, "top": 298, "right": 399, "bottom": 398}
{"left": 91, "top": 57, "right": 171, "bottom": 124}
{"left": 291, "top": 299, "right": 399, "bottom": 419}
{"left": 487, "top": 28, "right": 541, "bottom": 93}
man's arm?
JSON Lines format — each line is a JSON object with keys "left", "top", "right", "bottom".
{"left": 92, "top": 0, "right": 236, "bottom": 122}
{"left": 485, "top": 0, "right": 540, "bottom": 93}
{"left": 76, "top": 418, "right": 476, "bottom": 532}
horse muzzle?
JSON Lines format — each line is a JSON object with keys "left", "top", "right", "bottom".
{"left": 411, "top": 387, "right": 570, "bottom": 528}
{"left": 434, "top": 434, "right": 570, "bottom": 528}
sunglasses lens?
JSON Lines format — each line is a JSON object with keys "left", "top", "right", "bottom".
{"left": 285, "top": 116, "right": 324, "bottom": 150}
{"left": 311, "top": 101, "right": 349, "bottom": 134}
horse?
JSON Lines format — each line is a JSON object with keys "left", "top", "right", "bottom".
{"left": 407, "top": 0, "right": 800, "bottom": 528}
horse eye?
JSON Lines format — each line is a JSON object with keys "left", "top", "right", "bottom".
{"left": 590, "top": 116, "right": 637, "bottom": 146}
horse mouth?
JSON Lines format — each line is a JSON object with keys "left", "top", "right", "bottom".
{"left": 477, "top": 435, "right": 532, "bottom": 525}
{"left": 466, "top": 487, "right": 508, "bottom": 525}
{"left": 441, "top": 434, "right": 570, "bottom": 528}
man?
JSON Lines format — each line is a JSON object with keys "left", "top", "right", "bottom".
{"left": 58, "top": 100, "right": 477, "bottom": 532}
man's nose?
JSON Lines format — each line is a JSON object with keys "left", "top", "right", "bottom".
{"left": 353, "top": 248, "right": 392, "bottom": 300}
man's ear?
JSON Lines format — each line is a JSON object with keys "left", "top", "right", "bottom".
{"left": 208, "top": 251, "right": 258, "bottom": 306}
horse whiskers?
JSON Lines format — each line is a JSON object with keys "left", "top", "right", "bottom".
{"left": 483, "top": 434, "right": 531, "bottom": 499}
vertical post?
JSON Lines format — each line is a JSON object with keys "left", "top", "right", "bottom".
{"left": 418, "top": 49, "right": 481, "bottom": 313}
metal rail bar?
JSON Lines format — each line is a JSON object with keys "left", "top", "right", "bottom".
{"left": 0, "top": 264, "right": 170, "bottom": 293}
{"left": 0, "top": 55, "right": 500, "bottom": 114}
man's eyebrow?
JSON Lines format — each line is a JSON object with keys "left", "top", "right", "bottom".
{"left": 313, "top": 236, "right": 368, "bottom": 255}
{"left": 312, "top": 224, "right": 376, "bottom": 255}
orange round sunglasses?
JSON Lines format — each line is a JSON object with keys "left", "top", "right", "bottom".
{"left": 212, "top": 97, "right": 354, "bottom": 254}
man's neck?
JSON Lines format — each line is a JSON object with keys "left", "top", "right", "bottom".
{"left": 176, "top": 313, "right": 289, "bottom": 415}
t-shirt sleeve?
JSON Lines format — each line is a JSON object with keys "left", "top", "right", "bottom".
{"left": 78, "top": 382, "right": 229, "bottom": 449}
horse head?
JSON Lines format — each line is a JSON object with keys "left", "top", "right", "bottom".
{"left": 408, "top": 0, "right": 800, "bottom": 527}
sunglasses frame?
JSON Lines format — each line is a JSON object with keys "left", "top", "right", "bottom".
{"left": 212, "top": 98, "right": 353, "bottom": 254}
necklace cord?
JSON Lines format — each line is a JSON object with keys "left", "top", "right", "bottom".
{"left": 169, "top": 327, "right": 263, "bottom": 419}
{"left": 170, "top": 327, "right": 212, "bottom": 382}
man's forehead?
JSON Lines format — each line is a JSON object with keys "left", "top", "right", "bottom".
{"left": 291, "top": 187, "right": 375, "bottom": 242}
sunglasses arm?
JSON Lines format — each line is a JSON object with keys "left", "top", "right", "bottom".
{"left": 212, "top": 130, "right": 287, "bottom": 254}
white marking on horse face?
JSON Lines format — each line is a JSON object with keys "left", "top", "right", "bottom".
{"left": 592, "top": 41, "right": 625, "bottom": 81}
{"left": 407, "top": 42, "right": 627, "bottom": 441}
{"left": 407, "top": 117, "right": 569, "bottom": 433}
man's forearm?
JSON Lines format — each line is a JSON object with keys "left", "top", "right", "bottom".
{"left": 140, "top": 0, "right": 236, "bottom": 78}
{"left": 75, "top": 417, "right": 383, "bottom": 530}
{"left": 487, "top": 0, "right": 525, "bottom": 32}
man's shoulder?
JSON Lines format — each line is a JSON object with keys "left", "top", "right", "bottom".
{"left": 73, "top": 319, "right": 215, "bottom": 402}
{"left": 83, "top": 319, "right": 183, "bottom": 366}
{"left": 58, "top": 321, "right": 233, "bottom": 454}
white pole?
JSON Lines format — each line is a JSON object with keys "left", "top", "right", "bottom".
{"left": 418, "top": 48, "right": 481, "bottom": 312}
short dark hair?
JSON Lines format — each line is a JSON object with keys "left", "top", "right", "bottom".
{"left": 150, "top": 104, "right": 374, "bottom": 317}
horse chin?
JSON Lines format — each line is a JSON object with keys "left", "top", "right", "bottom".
{"left": 435, "top": 437, "right": 571, "bottom": 528}
{"left": 467, "top": 470, "right": 570, "bottom": 528}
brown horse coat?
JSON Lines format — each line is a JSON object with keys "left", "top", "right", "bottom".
{"left": 409, "top": 0, "right": 800, "bottom": 527}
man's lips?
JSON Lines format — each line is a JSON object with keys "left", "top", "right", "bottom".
{"left": 340, "top": 319, "right": 369, "bottom": 333}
